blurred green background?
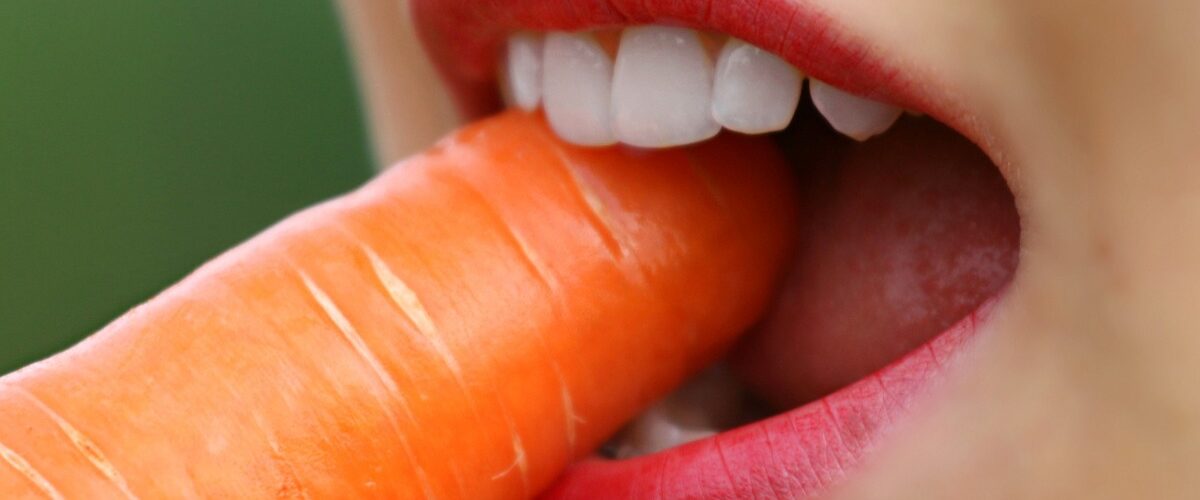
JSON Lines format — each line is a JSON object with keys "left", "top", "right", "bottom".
{"left": 0, "top": 2, "right": 372, "bottom": 373}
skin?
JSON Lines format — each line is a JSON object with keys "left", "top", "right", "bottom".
{"left": 336, "top": 0, "right": 457, "bottom": 166}
{"left": 342, "top": 0, "right": 1200, "bottom": 497}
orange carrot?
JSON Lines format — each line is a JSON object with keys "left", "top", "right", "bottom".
{"left": 0, "top": 111, "right": 798, "bottom": 499}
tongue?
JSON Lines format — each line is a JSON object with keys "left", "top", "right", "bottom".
{"left": 730, "top": 108, "right": 1020, "bottom": 408}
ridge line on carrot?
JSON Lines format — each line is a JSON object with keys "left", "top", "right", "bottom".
{"left": 9, "top": 386, "right": 138, "bottom": 499}
{"left": 0, "top": 431, "right": 64, "bottom": 500}
{"left": 551, "top": 149, "right": 631, "bottom": 263}
{"left": 294, "top": 269, "right": 437, "bottom": 498}
{"left": 426, "top": 155, "right": 585, "bottom": 457}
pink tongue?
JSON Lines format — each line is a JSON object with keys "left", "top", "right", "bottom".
{"left": 730, "top": 111, "right": 1020, "bottom": 408}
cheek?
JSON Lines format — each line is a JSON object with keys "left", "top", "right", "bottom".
{"left": 731, "top": 116, "right": 1020, "bottom": 408}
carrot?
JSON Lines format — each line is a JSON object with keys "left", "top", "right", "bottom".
{"left": 0, "top": 111, "right": 798, "bottom": 499}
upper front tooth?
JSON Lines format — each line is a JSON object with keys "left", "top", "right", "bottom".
{"left": 503, "top": 33, "right": 543, "bottom": 111}
{"left": 611, "top": 26, "right": 720, "bottom": 148}
{"left": 542, "top": 32, "right": 617, "bottom": 146}
{"left": 711, "top": 38, "right": 803, "bottom": 134}
{"left": 809, "top": 79, "right": 903, "bottom": 141}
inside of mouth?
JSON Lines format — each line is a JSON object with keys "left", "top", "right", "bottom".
{"left": 495, "top": 27, "right": 1021, "bottom": 459}
{"left": 605, "top": 97, "right": 1019, "bottom": 458}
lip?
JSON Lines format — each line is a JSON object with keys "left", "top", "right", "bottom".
{"left": 410, "top": 0, "right": 961, "bottom": 128}
{"left": 408, "top": 0, "right": 997, "bottom": 496}
{"left": 544, "top": 299, "right": 996, "bottom": 497}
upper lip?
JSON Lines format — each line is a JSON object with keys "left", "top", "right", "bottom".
{"left": 410, "top": 0, "right": 960, "bottom": 130}
{"left": 409, "top": 0, "right": 990, "bottom": 497}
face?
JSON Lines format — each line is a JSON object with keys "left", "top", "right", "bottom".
{"left": 341, "top": 0, "right": 1200, "bottom": 496}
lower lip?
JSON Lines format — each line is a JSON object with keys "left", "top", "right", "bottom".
{"left": 541, "top": 297, "right": 999, "bottom": 498}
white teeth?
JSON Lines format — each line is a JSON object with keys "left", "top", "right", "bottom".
{"left": 609, "top": 405, "right": 717, "bottom": 459}
{"left": 712, "top": 38, "right": 803, "bottom": 134}
{"left": 542, "top": 32, "right": 617, "bottom": 146}
{"left": 526, "top": 25, "right": 907, "bottom": 148}
{"left": 502, "top": 33, "right": 543, "bottom": 111}
{"left": 809, "top": 79, "right": 903, "bottom": 141}
{"left": 611, "top": 26, "right": 720, "bottom": 148}
{"left": 606, "top": 365, "right": 753, "bottom": 459}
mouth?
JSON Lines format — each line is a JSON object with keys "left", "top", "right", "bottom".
{"left": 409, "top": 0, "right": 1020, "bottom": 496}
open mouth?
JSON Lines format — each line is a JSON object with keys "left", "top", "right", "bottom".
{"left": 410, "top": 0, "right": 1020, "bottom": 496}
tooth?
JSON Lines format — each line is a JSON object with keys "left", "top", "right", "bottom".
{"left": 606, "top": 365, "right": 749, "bottom": 459}
{"left": 612, "top": 405, "right": 717, "bottom": 459}
{"left": 611, "top": 26, "right": 720, "bottom": 148}
{"left": 809, "top": 79, "right": 903, "bottom": 141}
{"left": 542, "top": 32, "right": 616, "bottom": 146}
{"left": 711, "top": 38, "right": 803, "bottom": 134}
{"left": 502, "top": 33, "right": 543, "bottom": 111}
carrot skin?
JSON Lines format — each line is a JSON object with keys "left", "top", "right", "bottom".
{"left": 0, "top": 112, "right": 798, "bottom": 498}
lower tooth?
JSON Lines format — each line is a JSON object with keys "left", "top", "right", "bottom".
{"left": 712, "top": 38, "right": 804, "bottom": 134}
{"left": 611, "top": 26, "right": 720, "bottom": 148}
{"left": 608, "top": 365, "right": 753, "bottom": 458}
{"left": 542, "top": 32, "right": 617, "bottom": 146}
{"left": 809, "top": 78, "right": 904, "bottom": 141}
{"left": 611, "top": 405, "right": 717, "bottom": 459}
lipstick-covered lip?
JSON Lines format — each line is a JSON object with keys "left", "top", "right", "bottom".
{"left": 542, "top": 299, "right": 996, "bottom": 498}
{"left": 409, "top": 0, "right": 970, "bottom": 139}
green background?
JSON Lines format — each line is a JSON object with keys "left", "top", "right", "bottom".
{"left": 0, "top": 2, "right": 372, "bottom": 373}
